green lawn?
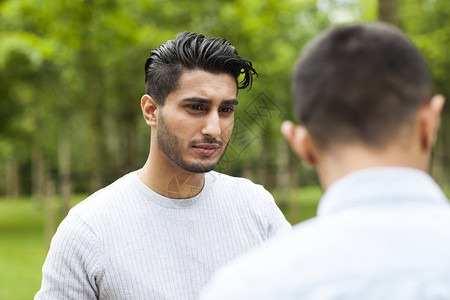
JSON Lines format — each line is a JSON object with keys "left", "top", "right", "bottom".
{"left": 0, "top": 196, "right": 87, "bottom": 300}
{"left": 272, "top": 186, "right": 323, "bottom": 224}
{"left": 0, "top": 199, "right": 46, "bottom": 300}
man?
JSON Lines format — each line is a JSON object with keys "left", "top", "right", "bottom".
{"left": 201, "top": 23, "right": 450, "bottom": 299}
{"left": 36, "top": 32, "right": 291, "bottom": 299}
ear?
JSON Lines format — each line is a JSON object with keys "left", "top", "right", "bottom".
{"left": 141, "top": 94, "right": 158, "bottom": 127}
{"left": 281, "top": 121, "right": 318, "bottom": 166}
{"left": 419, "top": 94, "right": 445, "bottom": 151}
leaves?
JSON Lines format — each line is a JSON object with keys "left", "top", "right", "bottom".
{"left": 1, "top": 0, "right": 450, "bottom": 194}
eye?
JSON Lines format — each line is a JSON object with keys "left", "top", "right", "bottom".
{"left": 220, "top": 106, "right": 235, "bottom": 114}
{"left": 186, "top": 104, "right": 205, "bottom": 111}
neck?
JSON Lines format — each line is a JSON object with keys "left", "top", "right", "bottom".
{"left": 316, "top": 142, "right": 430, "bottom": 190}
{"left": 138, "top": 141, "right": 205, "bottom": 199}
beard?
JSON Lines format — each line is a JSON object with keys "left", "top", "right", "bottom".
{"left": 157, "top": 114, "right": 229, "bottom": 173}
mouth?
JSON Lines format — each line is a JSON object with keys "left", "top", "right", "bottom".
{"left": 192, "top": 143, "right": 222, "bottom": 157}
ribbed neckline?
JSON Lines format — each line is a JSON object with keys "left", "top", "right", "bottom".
{"left": 128, "top": 170, "right": 212, "bottom": 209}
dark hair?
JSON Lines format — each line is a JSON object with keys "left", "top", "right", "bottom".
{"left": 292, "top": 23, "right": 432, "bottom": 149}
{"left": 145, "top": 31, "right": 257, "bottom": 105}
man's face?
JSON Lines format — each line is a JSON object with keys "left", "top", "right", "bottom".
{"left": 156, "top": 69, "right": 237, "bottom": 173}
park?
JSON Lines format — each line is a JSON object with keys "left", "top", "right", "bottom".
{"left": 1, "top": 0, "right": 450, "bottom": 298}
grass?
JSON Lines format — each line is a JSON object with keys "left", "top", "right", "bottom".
{"left": 0, "top": 199, "right": 46, "bottom": 300}
{"left": 0, "top": 195, "right": 86, "bottom": 300}
{"left": 272, "top": 185, "right": 323, "bottom": 224}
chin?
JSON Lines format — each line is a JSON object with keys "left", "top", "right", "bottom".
{"left": 181, "top": 159, "right": 220, "bottom": 173}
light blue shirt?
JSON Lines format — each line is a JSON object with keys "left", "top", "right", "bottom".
{"left": 201, "top": 167, "right": 450, "bottom": 300}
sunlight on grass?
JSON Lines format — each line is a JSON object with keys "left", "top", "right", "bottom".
{"left": 0, "top": 199, "right": 46, "bottom": 299}
{"left": 0, "top": 195, "right": 87, "bottom": 300}
{"left": 272, "top": 185, "right": 323, "bottom": 225}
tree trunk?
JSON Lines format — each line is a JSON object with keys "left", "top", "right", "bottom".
{"left": 288, "top": 154, "right": 301, "bottom": 223}
{"left": 45, "top": 178, "right": 57, "bottom": 251}
{"left": 121, "top": 111, "right": 137, "bottom": 175}
{"left": 445, "top": 118, "right": 450, "bottom": 186}
{"left": 260, "top": 128, "right": 277, "bottom": 190}
{"left": 5, "top": 158, "right": 20, "bottom": 200}
{"left": 256, "top": 133, "right": 268, "bottom": 186}
{"left": 88, "top": 136, "right": 103, "bottom": 192}
{"left": 243, "top": 164, "right": 254, "bottom": 184}
{"left": 431, "top": 110, "right": 450, "bottom": 186}
{"left": 32, "top": 146, "right": 46, "bottom": 207}
{"left": 378, "top": 0, "right": 399, "bottom": 26}
{"left": 118, "top": 79, "right": 139, "bottom": 175}
{"left": 276, "top": 139, "right": 290, "bottom": 215}
{"left": 58, "top": 127, "right": 72, "bottom": 216}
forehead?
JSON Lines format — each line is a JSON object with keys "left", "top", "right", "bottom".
{"left": 166, "top": 70, "right": 237, "bottom": 103}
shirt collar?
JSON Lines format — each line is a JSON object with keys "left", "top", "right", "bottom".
{"left": 317, "top": 167, "right": 449, "bottom": 217}
{"left": 131, "top": 170, "right": 213, "bottom": 209}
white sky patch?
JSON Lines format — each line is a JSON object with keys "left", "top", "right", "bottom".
{"left": 317, "top": 0, "right": 331, "bottom": 11}
{"left": 329, "top": 9, "right": 358, "bottom": 23}
{"left": 317, "top": 0, "right": 362, "bottom": 24}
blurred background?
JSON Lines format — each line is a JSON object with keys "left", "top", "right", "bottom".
{"left": 1, "top": 0, "right": 450, "bottom": 298}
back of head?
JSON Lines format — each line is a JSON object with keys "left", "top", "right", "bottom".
{"left": 292, "top": 23, "right": 432, "bottom": 150}
{"left": 145, "top": 32, "right": 257, "bottom": 105}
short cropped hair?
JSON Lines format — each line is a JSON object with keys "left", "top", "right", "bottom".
{"left": 292, "top": 23, "right": 432, "bottom": 149}
{"left": 145, "top": 32, "right": 257, "bottom": 105}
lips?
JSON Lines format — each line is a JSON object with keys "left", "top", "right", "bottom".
{"left": 192, "top": 143, "right": 221, "bottom": 157}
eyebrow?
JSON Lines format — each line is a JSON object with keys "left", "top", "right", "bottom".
{"left": 182, "top": 97, "right": 239, "bottom": 106}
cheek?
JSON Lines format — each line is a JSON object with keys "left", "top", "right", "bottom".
{"left": 163, "top": 113, "right": 196, "bottom": 138}
{"left": 221, "top": 119, "right": 234, "bottom": 138}
{"left": 177, "top": 125, "right": 197, "bottom": 142}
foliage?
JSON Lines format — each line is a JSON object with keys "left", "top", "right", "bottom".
{"left": 398, "top": 0, "right": 450, "bottom": 185}
{"left": 0, "top": 0, "right": 449, "bottom": 192}
{"left": 0, "top": 0, "right": 326, "bottom": 195}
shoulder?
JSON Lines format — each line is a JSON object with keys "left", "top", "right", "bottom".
{"left": 202, "top": 214, "right": 450, "bottom": 299}
{"left": 206, "top": 171, "right": 277, "bottom": 211}
{"left": 206, "top": 171, "right": 291, "bottom": 236}
{"left": 68, "top": 171, "right": 137, "bottom": 226}
{"left": 48, "top": 172, "right": 139, "bottom": 263}
{"left": 207, "top": 171, "right": 271, "bottom": 197}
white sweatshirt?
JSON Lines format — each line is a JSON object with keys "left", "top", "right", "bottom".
{"left": 36, "top": 170, "right": 291, "bottom": 299}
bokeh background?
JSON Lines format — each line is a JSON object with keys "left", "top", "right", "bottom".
{"left": 1, "top": 0, "right": 450, "bottom": 298}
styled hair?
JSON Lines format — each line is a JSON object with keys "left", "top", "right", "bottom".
{"left": 292, "top": 23, "right": 432, "bottom": 149}
{"left": 145, "top": 31, "right": 257, "bottom": 105}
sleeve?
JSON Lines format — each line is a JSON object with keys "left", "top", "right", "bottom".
{"left": 35, "top": 214, "right": 104, "bottom": 300}
{"left": 260, "top": 187, "right": 292, "bottom": 240}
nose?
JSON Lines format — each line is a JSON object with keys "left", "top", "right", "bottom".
{"left": 201, "top": 111, "right": 221, "bottom": 138}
